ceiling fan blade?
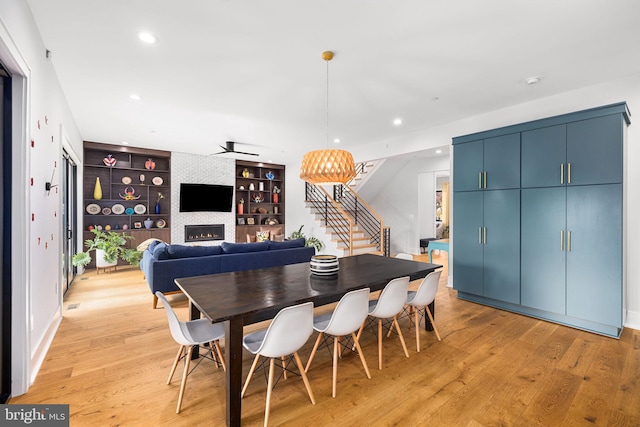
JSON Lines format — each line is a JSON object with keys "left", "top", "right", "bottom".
{"left": 233, "top": 150, "right": 259, "bottom": 156}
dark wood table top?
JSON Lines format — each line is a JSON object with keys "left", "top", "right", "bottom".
{"left": 174, "top": 253, "right": 442, "bottom": 325}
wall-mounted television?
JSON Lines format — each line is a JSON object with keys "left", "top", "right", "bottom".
{"left": 179, "top": 183, "right": 234, "bottom": 212}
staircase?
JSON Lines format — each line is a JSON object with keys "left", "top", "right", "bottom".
{"left": 304, "top": 182, "right": 389, "bottom": 257}
{"left": 346, "top": 159, "right": 384, "bottom": 192}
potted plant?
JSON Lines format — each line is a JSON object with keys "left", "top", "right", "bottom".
{"left": 289, "top": 225, "right": 323, "bottom": 252}
{"left": 72, "top": 228, "right": 142, "bottom": 270}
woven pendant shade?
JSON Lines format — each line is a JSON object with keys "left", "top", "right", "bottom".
{"left": 300, "top": 149, "right": 356, "bottom": 184}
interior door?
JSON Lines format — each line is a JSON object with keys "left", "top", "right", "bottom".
{"left": 62, "top": 150, "right": 77, "bottom": 294}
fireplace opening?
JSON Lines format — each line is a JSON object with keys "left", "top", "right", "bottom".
{"left": 185, "top": 224, "right": 225, "bottom": 242}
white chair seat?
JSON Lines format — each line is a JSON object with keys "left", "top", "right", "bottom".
{"left": 155, "top": 291, "right": 226, "bottom": 414}
{"left": 242, "top": 302, "right": 316, "bottom": 427}
{"left": 404, "top": 270, "right": 443, "bottom": 351}
{"left": 305, "top": 288, "right": 372, "bottom": 398}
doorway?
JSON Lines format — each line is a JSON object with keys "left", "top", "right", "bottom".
{"left": 1, "top": 61, "right": 12, "bottom": 403}
{"left": 61, "top": 150, "right": 77, "bottom": 294}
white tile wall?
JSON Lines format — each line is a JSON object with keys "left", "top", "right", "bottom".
{"left": 171, "top": 152, "right": 236, "bottom": 244}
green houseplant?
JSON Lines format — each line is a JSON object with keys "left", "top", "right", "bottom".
{"left": 72, "top": 228, "right": 142, "bottom": 268}
{"left": 290, "top": 225, "right": 323, "bottom": 252}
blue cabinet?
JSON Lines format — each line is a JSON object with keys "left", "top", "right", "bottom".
{"left": 453, "top": 189, "right": 520, "bottom": 304}
{"left": 453, "top": 102, "right": 629, "bottom": 337}
{"left": 453, "top": 133, "right": 520, "bottom": 192}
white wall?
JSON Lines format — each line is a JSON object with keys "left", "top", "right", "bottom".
{"left": 0, "top": 1, "right": 84, "bottom": 395}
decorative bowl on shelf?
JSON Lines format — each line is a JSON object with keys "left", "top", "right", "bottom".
{"left": 156, "top": 219, "right": 167, "bottom": 228}
{"left": 310, "top": 255, "right": 339, "bottom": 277}
{"left": 125, "top": 207, "right": 134, "bottom": 215}
{"left": 152, "top": 176, "right": 163, "bottom": 185}
{"left": 111, "top": 204, "right": 125, "bottom": 215}
{"left": 134, "top": 204, "right": 146, "bottom": 214}
{"left": 86, "top": 203, "right": 100, "bottom": 215}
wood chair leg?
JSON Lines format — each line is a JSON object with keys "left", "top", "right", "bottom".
{"left": 213, "top": 340, "right": 226, "bottom": 371}
{"left": 282, "top": 356, "right": 288, "bottom": 380}
{"left": 176, "top": 346, "right": 193, "bottom": 414}
{"left": 264, "top": 358, "right": 275, "bottom": 427}
{"left": 415, "top": 309, "right": 421, "bottom": 352}
{"left": 167, "top": 345, "right": 184, "bottom": 384}
{"left": 293, "top": 352, "right": 316, "bottom": 405}
{"left": 425, "top": 306, "right": 442, "bottom": 341}
{"left": 332, "top": 337, "right": 339, "bottom": 398}
{"left": 378, "top": 319, "right": 383, "bottom": 370}
{"left": 153, "top": 294, "right": 158, "bottom": 309}
{"left": 353, "top": 321, "right": 366, "bottom": 352}
{"left": 408, "top": 306, "right": 414, "bottom": 329}
{"left": 242, "top": 354, "right": 261, "bottom": 398}
{"left": 351, "top": 332, "right": 371, "bottom": 379}
{"left": 305, "top": 332, "right": 323, "bottom": 372}
{"left": 393, "top": 315, "right": 410, "bottom": 358}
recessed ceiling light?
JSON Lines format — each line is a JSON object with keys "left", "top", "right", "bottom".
{"left": 122, "top": 141, "right": 129, "bottom": 145}
{"left": 333, "top": 138, "right": 341, "bottom": 144}
{"left": 525, "top": 76, "right": 540, "bottom": 85}
{"left": 435, "top": 149, "right": 442, "bottom": 154}
{"left": 393, "top": 118, "right": 403, "bottom": 126}
{"left": 137, "top": 32, "right": 158, "bottom": 44}
{"left": 431, "top": 97, "right": 440, "bottom": 102}
{"left": 129, "top": 94, "right": 141, "bottom": 100}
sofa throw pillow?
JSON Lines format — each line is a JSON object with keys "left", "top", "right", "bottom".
{"left": 167, "top": 244, "right": 223, "bottom": 259}
{"left": 256, "top": 230, "right": 270, "bottom": 242}
{"left": 221, "top": 241, "right": 269, "bottom": 254}
{"left": 137, "top": 238, "right": 162, "bottom": 252}
{"left": 268, "top": 237, "right": 306, "bottom": 250}
{"left": 152, "top": 242, "right": 170, "bottom": 260}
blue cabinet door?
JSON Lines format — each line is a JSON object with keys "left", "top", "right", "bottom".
{"left": 484, "top": 134, "right": 521, "bottom": 190}
{"left": 521, "top": 187, "right": 567, "bottom": 313}
{"left": 483, "top": 189, "right": 520, "bottom": 304}
{"left": 521, "top": 125, "right": 566, "bottom": 188}
{"left": 566, "top": 184, "right": 622, "bottom": 327}
{"left": 452, "top": 191, "right": 483, "bottom": 295}
{"left": 567, "top": 115, "right": 623, "bottom": 186}
{"left": 453, "top": 140, "right": 483, "bottom": 192}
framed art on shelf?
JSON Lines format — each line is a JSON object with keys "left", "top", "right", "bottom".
{"left": 246, "top": 217, "right": 255, "bottom": 225}
{"left": 237, "top": 218, "right": 245, "bottom": 225}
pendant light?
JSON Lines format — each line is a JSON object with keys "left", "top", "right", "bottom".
{"left": 300, "top": 51, "right": 356, "bottom": 184}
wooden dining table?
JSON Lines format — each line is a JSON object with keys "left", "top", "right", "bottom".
{"left": 174, "top": 253, "right": 441, "bottom": 426}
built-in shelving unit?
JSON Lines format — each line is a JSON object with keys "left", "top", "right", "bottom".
{"left": 235, "top": 160, "right": 285, "bottom": 242}
{"left": 82, "top": 142, "right": 171, "bottom": 265}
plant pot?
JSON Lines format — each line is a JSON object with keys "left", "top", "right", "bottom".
{"left": 95, "top": 249, "right": 117, "bottom": 269}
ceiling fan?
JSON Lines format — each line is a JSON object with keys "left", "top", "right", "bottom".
{"left": 210, "top": 141, "right": 259, "bottom": 156}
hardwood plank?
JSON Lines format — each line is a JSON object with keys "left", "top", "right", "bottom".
{"left": 9, "top": 254, "right": 640, "bottom": 426}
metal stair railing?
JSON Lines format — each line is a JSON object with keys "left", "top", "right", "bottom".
{"left": 305, "top": 183, "right": 353, "bottom": 255}
{"left": 332, "top": 184, "right": 386, "bottom": 255}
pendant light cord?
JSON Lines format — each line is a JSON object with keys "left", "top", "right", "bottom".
{"left": 326, "top": 58, "right": 330, "bottom": 149}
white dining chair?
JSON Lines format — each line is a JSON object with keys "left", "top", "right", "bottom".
{"left": 155, "top": 291, "right": 226, "bottom": 414}
{"left": 356, "top": 276, "right": 410, "bottom": 370}
{"left": 395, "top": 253, "right": 413, "bottom": 260}
{"left": 305, "top": 288, "right": 371, "bottom": 397}
{"left": 241, "top": 302, "right": 315, "bottom": 427}
{"left": 406, "top": 270, "right": 443, "bottom": 351}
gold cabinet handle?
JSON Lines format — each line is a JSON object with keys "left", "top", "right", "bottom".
{"left": 568, "top": 231, "right": 571, "bottom": 251}
{"left": 483, "top": 227, "right": 487, "bottom": 245}
{"left": 483, "top": 171, "right": 487, "bottom": 189}
{"left": 560, "top": 164, "right": 564, "bottom": 184}
{"left": 568, "top": 163, "right": 571, "bottom": 184}
{"left": 560, "top": 230, "right": 564, "bottom": 251}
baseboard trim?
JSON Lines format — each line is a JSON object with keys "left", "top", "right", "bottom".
{"left": 624, "top": 309, "right": 640, "bottom": 331}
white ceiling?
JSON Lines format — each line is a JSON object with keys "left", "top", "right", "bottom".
{"left": 26, "top": 0, "right": 640, "bottom": 164}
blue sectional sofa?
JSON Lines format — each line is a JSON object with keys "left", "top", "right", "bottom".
{"left": 141, "top": 238, "right": 315, "bottom": 308}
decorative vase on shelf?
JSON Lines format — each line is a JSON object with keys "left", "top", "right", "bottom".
{"left": 155, "top": 202, "right": 161, "bottom": 215}
{"left": 273, "top": 193, "right": 279, "bottom": 204}
{"left": 238, "top": 204, "right": 244, "bottom": 215}
{"left": 144, "top": 218, "right": 153, "bottom": 229}
{"left": 242, "top": 168, "right": 250, "bottom": 178}
{"left": 249, "top": 183, "right": 255, "bottom": 191}
{"left": 259, "top": 182, "right": 264, "bottom": 191}
{"left": 93, "top": 177, "right": 102, "bottom": 200}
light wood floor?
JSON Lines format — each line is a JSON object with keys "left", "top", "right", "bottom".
{"left": 11, "top": 252, "right": 640, "bottom": 426}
